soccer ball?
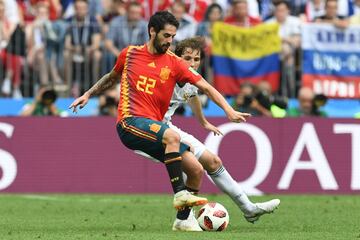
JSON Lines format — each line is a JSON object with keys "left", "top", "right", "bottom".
{"left": 197, "top": 202, "right": 229, "bottom": 231}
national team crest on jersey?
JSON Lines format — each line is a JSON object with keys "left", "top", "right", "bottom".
{"left": 160, "top": 66, "right": 171, "bottom": 83}
{"left": 149, "top": 123, "right": 161, "bottom": 133}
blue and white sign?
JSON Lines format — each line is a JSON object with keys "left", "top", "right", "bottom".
{"left": 302, "top": 24, "right": 360, "bottom": 98}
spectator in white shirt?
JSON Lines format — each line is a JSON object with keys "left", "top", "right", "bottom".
{"left": 170, "top": 1, "right": 197, "bottom": 44}
{"left": 267, "top": 0, "right": 301, "bottom": 97}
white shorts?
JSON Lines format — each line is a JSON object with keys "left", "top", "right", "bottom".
{"left": 134, "top": 121, "right": 206, "bottom": 162}
{"left": 167, "top": 122, "right": 206, "bottom": 160}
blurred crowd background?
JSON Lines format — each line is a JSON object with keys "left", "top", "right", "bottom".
{"left": 1, "top": 0, "right": 360, "bottom": 117}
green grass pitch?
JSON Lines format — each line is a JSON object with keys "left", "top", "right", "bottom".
{"left": 0, "top": 194, "right": 359, "bottom": 240}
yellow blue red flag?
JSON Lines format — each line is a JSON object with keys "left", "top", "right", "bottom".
{"left": 212, "top": 22, "right": 281, "bottom": 95}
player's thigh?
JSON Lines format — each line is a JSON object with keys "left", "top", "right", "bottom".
{"left": 168, "top": 122, "right": 206, "bottom": 159}
{"left": 116, "top": 117, "right": 168, "bottom": 161}
{"left": 181, "top": 150, "right": 204, "bottom": 179}
{"left": 162, "top": 127, "right": 181, "bottom": 146}
{"left": 117, "top": 117, "right": 189, "bottom": 162}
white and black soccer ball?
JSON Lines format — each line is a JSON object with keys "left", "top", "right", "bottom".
{"left": 197, "top": 202, "right": 229, "bottom": 231}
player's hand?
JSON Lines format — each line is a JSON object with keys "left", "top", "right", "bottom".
{"left": 226, "top": 109, "right": 251, "bottom": 123}
{"left": 203, "top": 121, "right": 223, "bottom": 136}
{"left": 69, "top": 92, "right": 90, "bottom": 113}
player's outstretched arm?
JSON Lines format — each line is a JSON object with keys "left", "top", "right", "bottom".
{"left": 188, "top": 96, "right": 223, "bottom": 136}
{"left": 194, "top": 79, "right": 251, "bottom": 123}
{"left": 69, "top": 69, "right": 120, "bottom": 113}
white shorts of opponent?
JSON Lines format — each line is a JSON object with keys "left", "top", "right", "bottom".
{"left": 134, "top": 121, "right": 206, "bottom": 163}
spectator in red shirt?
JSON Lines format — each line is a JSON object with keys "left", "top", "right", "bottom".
{"left": 139, "top": 0, "right": 172, "bottom": 20}
{"left": 224, "top": 0, "right": 261, "bottom": 27}
{"left": 183, "top": 0, "right": 210, "bottom": 23}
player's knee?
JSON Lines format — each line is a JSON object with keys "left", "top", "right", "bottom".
{"left": 207, "top": 155, "right": 222, "bottom": 172}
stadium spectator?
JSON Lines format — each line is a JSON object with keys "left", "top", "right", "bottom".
{"left": 31, "top": 0, "right": 62, "bottom": 20}
{"left": 301, "top": 0, "right": 325, "bottom": 22}
{"left": 196, "top": 3, "right": 223, "bottom": 40}
{"left": 97, "top": 0, "right": 127, "bottom": 35}
{"left": 63, "top": 0, "right": 102, "bottom": 97}
{"left": 355, "top": 0, "right": 360, "bottom": 15}
{"left": 20, "top": 86, "right": 60, "bottom": 116}
{"left": 266, "top": 0, "right": 301, "bottom": 98}
{"left": 301, "top": 0, "right": 353, "bottom": 22}
{"left": 314, "top": 0, "right": 350, "bottom": 28}
{"left": 0, "top": 0, "right": 13, "bottom": 95}
{"left": 182, "top": 0, "right": 209, "bottom": 23}
{"left": 256, "top": 80, "right": 288, "bottom": 117}
{"left": 224, "top": 0, "right": 261, "bottom": 27}
{"left": 3, "top": 0, "right": 20, "bottom": 26}
{"left": 231, "top": 82, "right": 272, "bottom": 117}
{"left": 0, "top": 0, "right": 24, "bottom": 98}
{"left": 98, "top": 85, "right": 118, "bottom": 117}
{"left": 170, "top": 1, "right": 197, "bottom": 44}
{"left": 216, "top": 0, "right": 259, "bottom": 20}
{"left": 26, "top": 2, "right": 62, "bottom": 86}
{"left": 139, "top": 0, "right": 172, "bottom": 20}
{"left": 104, "top": 1, "right": 148, "bottom": 71}
{"left": 0, "top": 0, "right": 10, "bottom": 44}
{"left": 287, "top": 87, "right": 327, "bottom": 117}
{"left": 288, "top": 0, "right": 307, "bottom": 17}
{"left": 196, "top": 3, "right": 223, "bottom": 81}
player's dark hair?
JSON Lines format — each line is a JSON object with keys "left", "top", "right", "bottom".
{"left": 274, "top": 0, "right": 291, "bottom": 9}
{"left": 148, "top": 11, "right": 179, "bottom": 38}
{"left": 74, "top": 0, "right": 88, "bottom": 4}
{"left": 42, "top": 89, "right": 57, "bottom": 103}
{"left": 174, "top": 37, "right": 205, "bottom": 58}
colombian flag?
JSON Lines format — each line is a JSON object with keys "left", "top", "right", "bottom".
{"left": 212, "top": 22, "right": 281, "bottom": 95}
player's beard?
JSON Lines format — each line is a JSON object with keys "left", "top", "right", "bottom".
{"left": 154, "top": 33, "right": 170, "bottom": 54}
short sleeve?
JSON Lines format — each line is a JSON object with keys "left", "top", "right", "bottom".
{"left": 113, "top": 47, "right": 128, "bottom": 73}
{"left": 175, "top": 58, "right": 202, "bottom": 84}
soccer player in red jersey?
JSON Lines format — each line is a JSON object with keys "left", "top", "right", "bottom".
{"left": 137, "top": 37, "right": 280, "bottom": 231}
{"left": 69, "top": 11, "right": 250, "bottom": 220}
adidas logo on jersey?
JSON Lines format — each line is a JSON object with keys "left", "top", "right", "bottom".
{"left": 148, "top": 62, "right": 156, "bottom": 68}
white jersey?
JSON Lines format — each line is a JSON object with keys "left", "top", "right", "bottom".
{"left": 163, "top": 83, "right": 198, "bottom": 123}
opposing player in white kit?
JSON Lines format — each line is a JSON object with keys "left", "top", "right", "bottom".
{"left": 136, "top": 37, "right": 280, "bottom": 231}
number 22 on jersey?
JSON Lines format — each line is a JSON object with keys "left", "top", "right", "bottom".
{"left": 136, "top": 75, "right": 157, "bottom": 95}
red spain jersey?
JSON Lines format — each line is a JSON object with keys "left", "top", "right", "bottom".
{"left": 114, "top": 44, "right": 202, "bottom": 122}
